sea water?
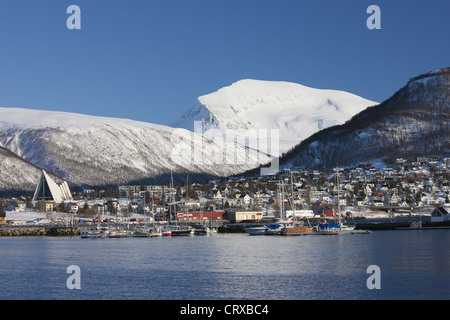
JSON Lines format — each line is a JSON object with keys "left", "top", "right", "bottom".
{"left": 0, "top": 230, "right": 449, "bottom": 300}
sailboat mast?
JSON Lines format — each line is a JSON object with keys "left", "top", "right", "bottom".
{"left": 290, "top": 170, "right": 295, "bottom": 221}
{"left": 281, "top": 180, "right": 285, "bottom": 219}
{"left": 171, "top": 170, "right": 177, "bottom": 225}
{"left": 186, "top": 174, "right": 189, "bottom": 224}
{"left": 336, "top": 166, "right": 341, "bottom": 225}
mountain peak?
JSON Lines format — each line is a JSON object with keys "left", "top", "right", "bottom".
{"left": 174, "top": 79, "right": 378, "bottom": 154}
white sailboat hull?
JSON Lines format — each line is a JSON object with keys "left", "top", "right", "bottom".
{"left": 244, "top": 226, "right": 267, "bottom": 235}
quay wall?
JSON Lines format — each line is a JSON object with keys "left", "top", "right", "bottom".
{"left": 355, "top": 220, "right": 450, "bottom": 230}
{"left": 0, "top": 226, "right": 79, "bottom": 237}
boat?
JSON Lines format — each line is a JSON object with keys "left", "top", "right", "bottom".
{"left": 80, "top": 224, "right": 111, "bottom": 238}
{"left": 244, "top": 225, "right": 268, "bottom": 235}
{"left": 148, "top": 228, "right": 163, "bottom": 237}
{"left": 171, "top": 229, "right": 194, "bottom": 236}
{"left": 133, "top": 230, "right": 150, "bottom": 237}
{"left": 314, "top": 166, "right": 371, "bottom": 235}
{"left": 265, "top": 219, "right": 295, "bottom": 235}
{"left": 280, "top": 222, "right": 313, "bottom": 236}
{"left": 264, "top": 223, "right": 284, "bottom": 235}
{"left": 243, "top": 218, "right": 294, "bottom": 235}
{"left": 192, "top": 225, "right": 211, "bottom": 235}
{"left": 108, "top": 228, "right": 131, "bottom": 238}
{"left": 314, "top": 222, "right": 371, "bottom": 234}
{"left": 171, "top": 226, "right": 194, "bottom": 236}
{"left": 132, "top": 225, "right": 150, "bottom": 237}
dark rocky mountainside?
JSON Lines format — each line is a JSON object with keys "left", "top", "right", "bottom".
{"left": 279, "top": 68, "right": 450, "bottom": 169}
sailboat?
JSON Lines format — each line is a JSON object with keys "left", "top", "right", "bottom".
{"left": 314, "top": 167, "right": 371, "bottom": 235}
{"left": 243, "top": 180, "right": 293, "bottom": 235}
{"left": 280, "top": 173, "right": 313, "bottom": 236}
{"left": 169, "top": 171, "right": 194, "bottom": 236}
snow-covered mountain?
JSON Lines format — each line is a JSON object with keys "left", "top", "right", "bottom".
{"left": 0, "top": 146, "right": 63, "bottom": 193}
{"left": 0, "top": 108, "right": 272, "bottom": 188}
{"left": 0, "top": 145, "right": 43, "bottom": 192}
{"left": 279, "top": 68, "right": 450, "bottom": 170}
{"left": 172, "top": 79, "right": 378, "bottom": 155}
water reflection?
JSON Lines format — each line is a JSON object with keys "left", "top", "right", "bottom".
{"left": 0, "top": 230, "right": 449, "bottom": 300}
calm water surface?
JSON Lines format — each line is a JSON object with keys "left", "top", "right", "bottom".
{"left": 0, "top": 230, "right": 449, "bottom": 300}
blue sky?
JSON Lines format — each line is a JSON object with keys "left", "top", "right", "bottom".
{"left": 0, "top": 0, "right": 449, "bottom": 126}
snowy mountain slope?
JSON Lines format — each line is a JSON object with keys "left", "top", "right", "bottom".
{"left": 0, "top": 108, "right": 272, "bottom": 187}
{"left": 0, "top": 146, "right": 62, "bottom": 193}
{"left": 172, "top": 79, "right": 378, "bottom": 155}
{"left": 278, "top": 68, "right": 450, "bottom": 170}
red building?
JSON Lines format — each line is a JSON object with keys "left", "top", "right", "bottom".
{"left": 323, "top": 209, "right": 336, "bottom": 217}
{"left": 176, "top": 211, "right": 227, "bottom": 222}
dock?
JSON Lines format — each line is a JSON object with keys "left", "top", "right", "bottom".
{"left": 355, "top": 220, "right": 450, "bottom": 231}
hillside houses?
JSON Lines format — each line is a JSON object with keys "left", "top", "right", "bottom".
{"left": 110, "top": 156, "right": 448, "bottom": 216}
{"left": 0, "top": 157, "right": 448, "bottom": 220}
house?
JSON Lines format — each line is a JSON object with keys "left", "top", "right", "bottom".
{"left": 4, "top": 200, "right": 26, "bottom": 212}
{"left": 373, "top": 200, "right": 384, "bottom": 207}
{"left": 93, "top": 203, "right": 105, "bottom": 215}
{"left": 431, "top": 207, "right": 449, "bottom": 223}
{"left": 354, "top": 198, "right": 365, "bottom": 206}
{"left": 212, "top": 189, "right": 223, "bottom": 200}
{"left": 37, "top": 201, "right": 54, "bottom": 212}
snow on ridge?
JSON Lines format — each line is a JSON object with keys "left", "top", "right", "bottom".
{"left": 0, "top": 107, "right": 174, "bottom": 133}
{"left": 198, "top": 78, "right": 377, "bottom": 113}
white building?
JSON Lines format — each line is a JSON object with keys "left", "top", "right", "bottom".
{"left": 32, "top": 170, "right": 73, "bottom": 203}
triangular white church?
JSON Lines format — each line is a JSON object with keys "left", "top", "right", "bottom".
{"left": 33, "top": 170, "right": 73, "bottom": 203}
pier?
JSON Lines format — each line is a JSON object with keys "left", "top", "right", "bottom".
{"left": 354, "top": 219, "right": 450, "bottom": 231}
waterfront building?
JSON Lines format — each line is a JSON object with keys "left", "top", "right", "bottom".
{"left": 431, "top": 207, "right": 449, "bottom": 223}
{"left": 227, "top": 211, "right": 263, "bottom": 223}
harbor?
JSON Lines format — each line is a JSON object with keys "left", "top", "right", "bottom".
{"left": 1, "top": 228, "right": 449, "bottom": 300}
{"left": 2, "top": 215, "right": 450, "bottom": 238}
